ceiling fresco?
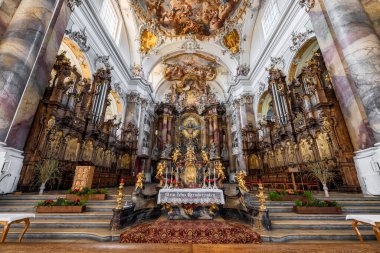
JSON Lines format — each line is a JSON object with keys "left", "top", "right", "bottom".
{"left": 130, "top": 0, "right": 247, "bottom": 38}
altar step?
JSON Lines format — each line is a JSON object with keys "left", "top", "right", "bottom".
{"left": 1, "top": 191, "right": 380, "bottom": 242}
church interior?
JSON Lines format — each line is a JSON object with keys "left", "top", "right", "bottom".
{"left": 0, "top": 0, "right": 380, "bottom": 252}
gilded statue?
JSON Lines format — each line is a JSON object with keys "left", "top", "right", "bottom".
{"left": 235, "top": 171, "right": 249, "bottom": 193}
{"left": 140, "top": 29, "right": 158, "bottom": 54}
{"left": 172, "top": 148, "right": 181, "bottom": 163}
{"left": 155, "top": 161, "right": 166, "bottom": 187}
{"left": 201, "top": 150, "right": 209, "bottom": 164}
{"left": 135, "top": 172, "right": 145, "bottom": 191}
{"left": 183, "top": 145, "right": 197, "bottom": 185}
{"left": 216, "top": 161, "right": 226, "bottom": 188}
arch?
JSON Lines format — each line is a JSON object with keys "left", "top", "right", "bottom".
{"left": 287, "top": 37, "right": 319, "bottom": 82}
{"left": 60, "top": 37, "right": 92, "bottom": 79}
{"left": 257, "top": 90, "right": 273, "bottom": 122}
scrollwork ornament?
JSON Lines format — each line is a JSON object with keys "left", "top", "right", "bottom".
{"left": 67, "top": 0, "right": 83, "bottom": 12}
{"left": 299, "top": 0, "right": 315, "bottom": 13}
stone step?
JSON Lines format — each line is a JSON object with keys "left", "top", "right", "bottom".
{"left": 0, "top": 205, "right": 116, "bottom": 212}
{"left": 260, "top": 229, "right": 377, "bottom": 242}
{"left": 249, "top": 200, "right": 380, "bottom": 206}
{"left": 0, "top": 200, "right": 120, "bottom": 206}
{"left": 4, "top": 227, "right": 377, "bottom": 243}
{"left": 4, "top": 227, "right": 119, "bottom": 242}
{"left": 265, "top": 206, "right": 380, "bottom": 213}
{"left": 9, "top": 218, "right": 110, "bottom": 229}
{"left": 271, "top": 220, "right": 373, "bottom": 230}
{"left": 0, "top": 195, "right": 127, "bottom": 200}
{"left": 270, "top": 213, "right": 348, "bottom": 220}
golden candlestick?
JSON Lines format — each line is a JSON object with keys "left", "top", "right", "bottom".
{"left": 115, "top": 181, "right": 125, "bottom": 209}
{"left": 256, "top": 183, "right": 267, "bottom": 211}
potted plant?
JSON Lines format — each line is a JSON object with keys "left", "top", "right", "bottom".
{"left": 66, "top": 187, "right": 108, "bottom": 201}
{"left": 268, "top": 189, "right": 312, "bottom": 201}
{"left": 307, "top": 160, "right": 336, "bottom": 197}
{"left": 36, "top": 198, "right": 86, "bottom": 213}
{"left": 36, "top": 159, "right": 60, "bottom": 195}
{"left": 293, "top": 198, "right": 342, "bottom": 214}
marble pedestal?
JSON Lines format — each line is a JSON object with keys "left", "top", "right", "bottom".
{"left": 354, "top": 143, "right": 380, "bottom": 196}
{"left": 0, "top": 142, "right": 23, "bottom": 194}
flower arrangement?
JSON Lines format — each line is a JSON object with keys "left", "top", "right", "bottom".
{"left": 67, "top": 187, "right": 108, "bottom": 196}
{"left": 268, "top": 189, "right": 312, "bottom": 201}
{"left": 294, "top": 199, "right": 340, "bottom": 208}
{"left": 36, "top": 198, "right": 86, "bottom": 207}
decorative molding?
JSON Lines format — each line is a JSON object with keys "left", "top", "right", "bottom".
{"left": 64, "top": 27, "right": 90, "bottom": 52}
{"left": 67, "top": 0, "right": 83, "bottom": 12}
{"left": 180, "top": 35, "right": 202, "bottom": 53}
{"left": 290, "top": 30, "right": 314, "bottom": 52}
{"left": 236, "top": 64, "right": 250, "bottom": 77}
{"left": 95, "top": 54, "right": 112, "bottom": 69}
{"left": 299, "top": 0, "right": 315, "bottom": 13}
{"left": 131, "top": 64, "right": 144, "bottom": 78}
{"left": 266, "top": 56, "right": 285, "bottom": 70}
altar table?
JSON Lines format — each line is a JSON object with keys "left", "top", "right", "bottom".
{"left": 0, "top": 213, "right": 35, "bottom": 243}
{"left": 346, "top": 214, "right": 380, "bottom": 242}
{"left": 157, "top": 188, "right": 225, "bottom": 205}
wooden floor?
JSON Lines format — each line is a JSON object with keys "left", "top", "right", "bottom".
{"left": 1, "top": 243, "right": 380, "bottom": 253}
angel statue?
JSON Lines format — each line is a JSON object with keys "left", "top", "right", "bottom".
{"left": 216, "top": 161, "right": 226, "bottom": 188}
{"left": 201, "top": 150, "right": 209, "bottom": 164}
{"left": 172, "top": 148, "right": 181, "bottom": 163}
{"left": 235, "top": 171, "right": 249, "bottom": 193}
{"left": 135, "top": 172, "right": 145, "bottom": 192}
{"left": 155, "top": 161, "right": 166, "bottom": 187}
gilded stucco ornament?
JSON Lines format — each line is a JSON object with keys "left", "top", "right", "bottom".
{"left": 223, "top": 29, "right": 240, "bottom": 54}
{"left": 140, "top": 29, "right": 158, "bottom": 54}
{"left": 299, "top": 0, "right": 315, "bottom": 13}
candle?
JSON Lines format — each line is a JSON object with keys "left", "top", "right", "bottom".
{"left": 213, "top": 167, "right": 216, "bottom": 188}
{"left": 202, "top": 167, "right": 205, "bottom": 188}
{"left": 208, "top": 168, "right": 211, "bottom": 188}
{"left": 171, "top": 166, "right": 173, "bottom": 188}
{"left": 120, "top": 178, "right": 124, "bottom": 184}
{"left": 165, "top": 163, "right": 168, "bottom": 188}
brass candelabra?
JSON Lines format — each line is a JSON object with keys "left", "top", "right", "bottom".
{"left": 115, "top": 181, "right": 125, "bottom": 209}
{"left": 256, "top": 183, "right": 267, "bottom": 211}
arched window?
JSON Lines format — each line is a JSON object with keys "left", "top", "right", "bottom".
{"left": 261, "top": 0, "right": 280, "bottom": 39}
{"left": 100, "top": 0, "right": 120, "bottom": 42}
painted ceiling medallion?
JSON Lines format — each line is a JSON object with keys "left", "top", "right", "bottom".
{"left": 140, "top": 29, "right": 158, "bottom": 54}
{"left": 130, "top": 0, "right": 247, "bottom": 38}
{"left": 223, "top": 29, "right": 240, "bottom": 54}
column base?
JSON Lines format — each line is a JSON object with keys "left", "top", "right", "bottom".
{"left": 144, "top": 172, "right": 152, "bottom": 183}
{"left": 354, "top": 143, "right": 380, "bottom": 196}
{"left": 0, "top": 142, "right": 24, "bottom": 194}
{"left": 229, "top": 173, "right": 236, "bottom": 183}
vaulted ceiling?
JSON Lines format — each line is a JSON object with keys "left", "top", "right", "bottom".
{"left": 118, "top": 0, "right": 261, "bottom": 100}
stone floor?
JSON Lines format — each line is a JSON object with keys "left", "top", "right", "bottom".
{"left": 1, "top": 242, "right": 380, "bottom": 253}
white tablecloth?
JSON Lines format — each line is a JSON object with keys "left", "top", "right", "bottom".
{"left": 0, "top": 213, "right": 35, "bottom": 223}
{"left": 158, "top": 188, "right": 225, "bottom": 205}
{"left": 346, "top": 215, "right": 380, "bottom": 226}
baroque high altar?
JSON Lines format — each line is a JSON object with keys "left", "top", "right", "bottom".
{"left": 154, "top": 54, "right": 227, "bottom": 170}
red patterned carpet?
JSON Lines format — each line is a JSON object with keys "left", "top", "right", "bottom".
{"left": 120, "top": 220, "right": 261, "bottom": 244}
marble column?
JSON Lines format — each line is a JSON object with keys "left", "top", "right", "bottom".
{"left": 124, "top": 93, "right": 140, "bottom": 127}
{"left": 0, "top": 0, "right": 70, "bottom": 144}
{"left": 162, "top": 114, "right": 168, "bottom": 145}
{"left": 309, "top": 0, "right": 380, "bottom": 195}
{"left": 0, "top": 0, "right": 72, "bottom": 194}
{"left": 167, "top": 115, "right": 172, "bottom": 144}
{"left": 322, "top": 0, "right": 380, "bottom": 144}
{"left": 208, "top": 116, "right": 214, "bottom": 146}
{"left": 0, "top": 0, "right": 22, "bottom": 38}
{"left": 213, "top": 115, "right": 219, "bottom": 147}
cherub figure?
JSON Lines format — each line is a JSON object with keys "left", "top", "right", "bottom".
{"left": 216, "top": 161, "right": 226, "bottom": 188}
{"left": 172, "top": 148, "right": 181, "bottom": 163}
{"left": 202, "top": 150, "right": 209, "bottom": 164}
{"left": 235, "top": 171, "right": 249, "bottom": 193}
{"left": 135, "top": 172, "right": 145, "bottom": 191}
{"left": 155, "top": 161, "right": 166, "bottom": 187}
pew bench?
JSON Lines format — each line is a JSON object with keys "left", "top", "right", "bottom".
{"left": 0, "top": 213, "right": 35, "bottom": 243}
